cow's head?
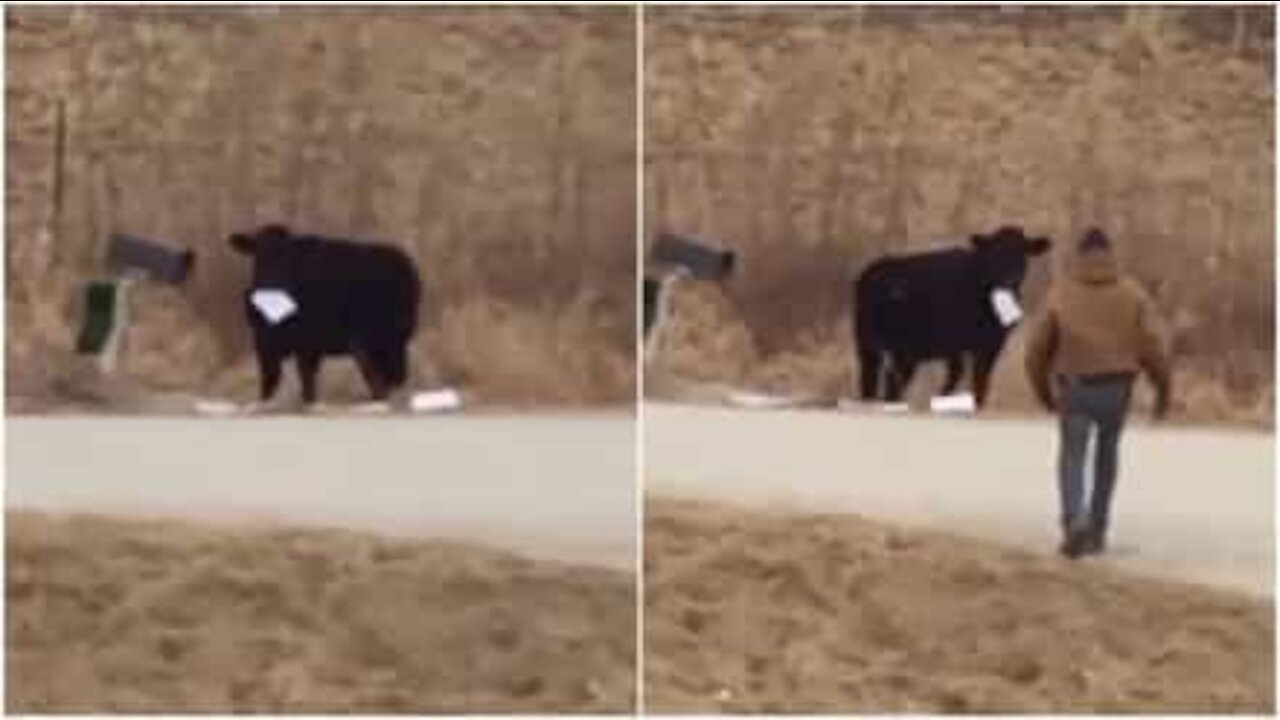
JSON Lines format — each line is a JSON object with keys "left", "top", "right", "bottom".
{"left": 969, "top": 225, "right": 1051, "bottom": 295}
{"left": 229, "top": 224, "right": 302, "bottom": 290}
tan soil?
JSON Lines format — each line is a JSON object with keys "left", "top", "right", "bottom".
{"left": 8, "top": 511, "right": 636, "bottom": 713}
{"left": 645, "top": 498, "right": 1273, "bottom": 714}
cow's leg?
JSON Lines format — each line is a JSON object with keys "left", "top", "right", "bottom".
{"left": 256, "top": 346, "right": 284, "bottom": 402}
{"left": 379, "top": 342, "right": 409, "bottom": 390}
{"left": 940, "top": 354, "right": 965, "bottom": 396}
{"left": 353, "top": 347, "right": 390, "bottom": 400}
{"left": 885, "top": 353, "right": 919, "bottom": 402}
{"left": 858, "top": 346, "right": 883, "bottom": 401}
{"left": 295, "top": 352, "right": 323, "bottom": 405}
{"left": 377, "top": 342, "right": 411, "bottom": 407}
{"left": 972, "top": 351, "right": 998, "bottom": 408}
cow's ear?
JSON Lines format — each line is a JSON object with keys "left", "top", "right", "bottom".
{"left": 229, "top": 233, "right": 256, "bottom": 255}
{"left": 1027, "top": 237, "right": 1052, "bottom": 256}
{"left": 260, "top": 223, "right": 291, "bottom": 239}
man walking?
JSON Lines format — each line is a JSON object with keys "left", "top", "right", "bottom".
{"left": 1025, "top": 228, "right": 1172, "bottom": 559}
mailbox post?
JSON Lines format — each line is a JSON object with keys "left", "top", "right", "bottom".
{"left": 643, "top": 233, "right": 736, "bottom": 363}
{"left": 75, "top": 233, "right": 195, "bottom": 375}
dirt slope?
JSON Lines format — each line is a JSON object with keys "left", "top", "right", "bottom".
{"left": 9, "top": 511, "right": 636, "bottom": 713}
{"left": 645, "top": 498, "right": 1273, "bottom": 714}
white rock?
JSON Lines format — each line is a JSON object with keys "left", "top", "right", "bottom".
{"left": 726, "top": 390, "right": 796, "bottom": 410}
{"left": 930, "top": 392, "right": 977, "bottom": 414}
{"left": 193, "top": 399, "right": 240, "bottom": 416}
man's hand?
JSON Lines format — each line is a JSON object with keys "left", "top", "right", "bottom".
{"left": 1034, "top": 386, "right": 1054, "bottom": 409}
{"left": 1034, "top": 386, "right": 1056, "bottom": 413}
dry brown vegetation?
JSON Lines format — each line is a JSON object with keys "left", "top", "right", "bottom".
{"left": 8, "top": 511, "right": 635, "bottom": 713}
{"left": 7, "top": 6, "right": 636, "bottom": 410}
{"left": 645, "top": 498, "right": 1274, "bottom": 713}
{"left": 645, "top": 7, "right": 1273, "bottom": 426}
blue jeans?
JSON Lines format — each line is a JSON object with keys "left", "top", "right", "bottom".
{"left": 1057, "top": 374, "right": 1134, "bottom": 539}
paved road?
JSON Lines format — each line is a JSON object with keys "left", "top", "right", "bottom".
{"left": 645, "top": 402, "right": 1274, "bottom": 597}
{"left": 8, "top": 415, "right": 636, "bottom": 571}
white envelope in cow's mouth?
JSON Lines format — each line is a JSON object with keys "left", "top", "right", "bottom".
{"left": 990, "top": 288, "right": 1023, "bottom": 328}
{"left": 250, "top": 289, "right": 299, "bottom": 325}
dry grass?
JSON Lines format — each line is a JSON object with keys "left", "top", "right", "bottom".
{"left": 8, "top": 511, "right": 635, "bottom": 713}
{"left": 644, "top": 7, "right": 1273, "bottom": 426}
{"left": 645, "top": 497, "right": 1274, "bottom": 714}
{"left": 434, "top": 295, "right": 635, "bottom": 407}
{"left": 646, "top": 286, "right": 1274, "bottom": 426}
{"left": 7, "top": 6, "right": 636, "bottom": 410}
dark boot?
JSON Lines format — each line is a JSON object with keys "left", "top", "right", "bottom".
{"left": 1079, "top": 525, "right": 1107, "bottom": 556}
{"left": 1059, "top": 516, "right": 1089, "bottom": 559}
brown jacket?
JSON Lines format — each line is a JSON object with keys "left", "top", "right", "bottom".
{"left": 1024, "top": 247, "right": 1172, "bottom": 409}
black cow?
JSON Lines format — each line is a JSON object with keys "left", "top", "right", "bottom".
{"left": 853, "top": 225, "right": 1051, "bottom": 407}
{"left": 229, "top": 224, "right": 421, "bottom": 405}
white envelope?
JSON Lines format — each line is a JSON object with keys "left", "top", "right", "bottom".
{"left": 411, "top": 388, "right": 464, "bottom": 413}
{"left": 250, "top": 289, "right": 299, "bottom": 325}
{"left": 726, "top": 390, "right": 797, "bottom": 410}
{"left": 930, "top": 392, "right": 977, "bottom": 414}
{"left": 990, "top": 288, "right": 1023, "bottom": 327}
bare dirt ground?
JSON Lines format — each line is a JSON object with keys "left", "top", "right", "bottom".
{"left": 645, "top": 402, "right": 1273, "bottom": 596}
{"left": 7, "top": 414, "right": 636, "bottom": 712}
{"left": 645, "top": 498, "right": 1273, "bottom": 714}
{"left": 8, "top": 511, "right": 635, "bottom": 713}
